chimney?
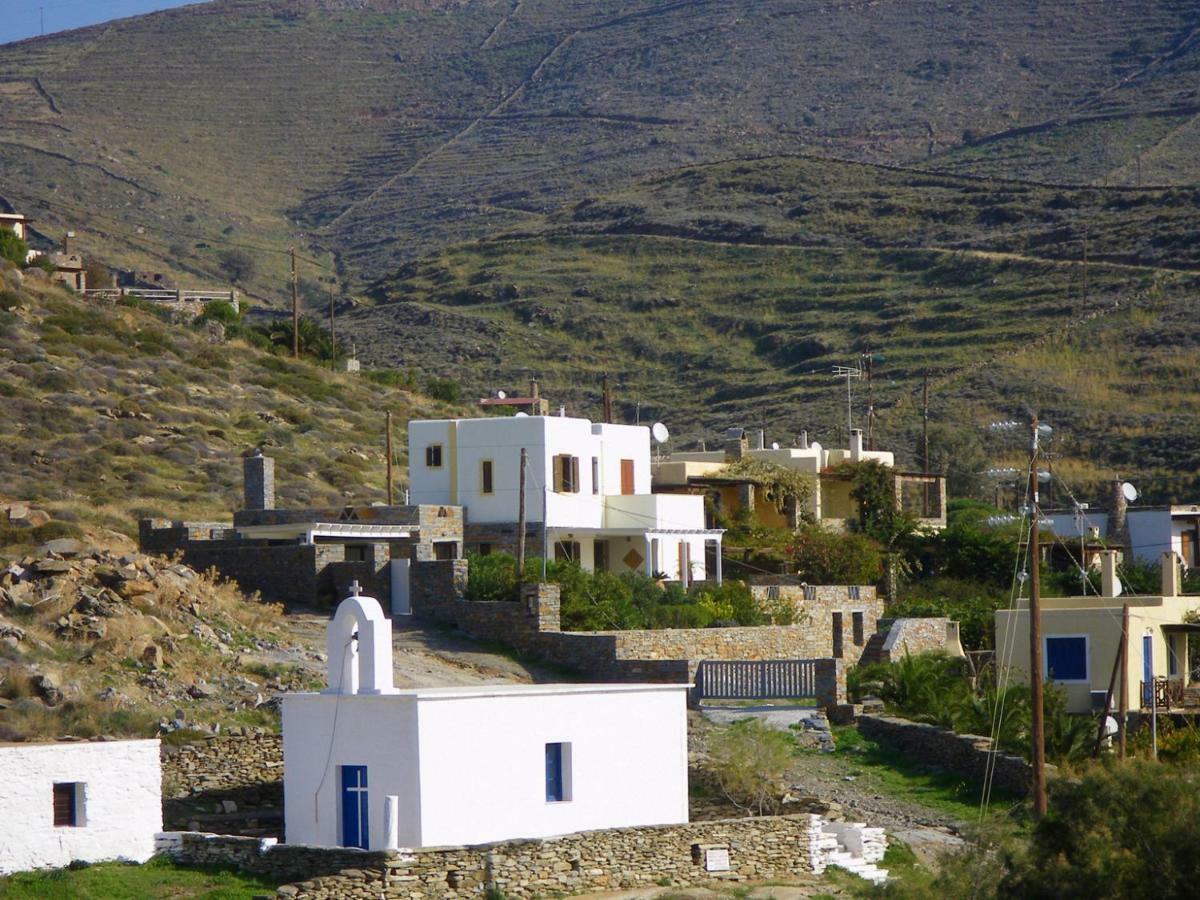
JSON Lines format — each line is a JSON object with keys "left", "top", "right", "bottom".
{"left": 750, "top": 429, "right": 765, "bottom": 451}
{"left": 723, "top": 427, "right": 747, "bottom": 462}
{"left": 243, "top": 450, "right": 275, "bottom": 511}
{"left": 799, "top": 430, "right": 809, "bottom": 450}
{"left": 850, "top": 428, "right": 864, "bottom": 461}
{"left": 1162, "top": 551, "right": 1182, "bottom": 597}
{"left": 63, "top": 231, "right": 75, "bottom": 255}
{"left": 1099, "top": 549, "right": 1121, "bottom": 598}
{"left": 1108, "top": 479, "right": 1130, "bottom": 554}
{"left": 529, "top": 379, "right": 539, "bottom": 400}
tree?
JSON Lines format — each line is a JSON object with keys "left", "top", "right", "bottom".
{"left": 0, "top": 230, "right": 28, "bottom": 267}
{"left": 217, "top": 248, "right": 255, "bottom": 282}
{"left": 706, "top": 719, "right": 795, "bottom": 815}
{"left": 787, "top": 524, "right": 881, "bottom": 584}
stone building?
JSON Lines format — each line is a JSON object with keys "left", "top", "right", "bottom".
{"left": 283, "top": 588, "right": 690, "bottom": 850}
{"left": 139, "top": 452, "right": 463, "bottom": 610}
{"left": 0, "top": 739, "right": 162, "bottom": 874}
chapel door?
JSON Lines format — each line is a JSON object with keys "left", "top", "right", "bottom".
{"left": 340, "top": 765, "right": 369, "bottom": 850}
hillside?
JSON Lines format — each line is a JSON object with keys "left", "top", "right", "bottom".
{"left": 1, "top": 0, "right": 1198, "bottom": 299}
{"left": 0, "top": 263, "right": 465, "bottom": 548}
{"left": 350, "top": 156, "right": 1200, "bottom": 499}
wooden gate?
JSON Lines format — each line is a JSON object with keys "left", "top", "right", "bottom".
{"left": 694, "top": 659, "right": 820, "bottom": 701}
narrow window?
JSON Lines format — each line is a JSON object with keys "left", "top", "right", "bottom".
{"left": 554, "top": 455, "right": 580, "bottom": 493}
{"left": 434, "top": 542, "right": 458, "bottom": 560}
{"left": 53, "top": 783, "right": 82, "bottom": 827}
{"left": 425, "top": 444, "right": 443, "bottom": 468}
{"left": 481, "top": 459, "right": 494, "bottom": 495}
{"left": 591, "top": 457, "right": 599, "bottom": 495}
{"left": 852, "top": 611, "right": 865, "bottom": 646}
{"left": 545, "top": 742, "right": 571, "bottom": 802}
{"left": 832, "top": 612, "right": 844, "bottom": 659}
{"left": 555, "top": 541, "right": 581, "bottom": 563}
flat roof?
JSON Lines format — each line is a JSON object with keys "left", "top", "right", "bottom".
{"left": 289, "top": 682, "right": 691, "bottom": 701}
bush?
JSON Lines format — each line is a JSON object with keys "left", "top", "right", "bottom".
{"left": 706, "top": 719, "right": 795, "bottom": 814}
{"left": 890, "top": 577, "right": 1005, "bottom": 650}
{"left": 197, "top": 299, "right": 240, "bottom": 325}
{"left": 217, "top": 249, "right": 255, "bottom": 282}
{"left": 425, "top": 376, "right": 461, "bottom": 403}
{"left": 364, "top": 367, "right": 419, "bottom": 390}
{"left": 0, "top": 230, "right": 27, "bottom": 267}
{"left": 788, "top": 524, "right": 881, "bottom": 584}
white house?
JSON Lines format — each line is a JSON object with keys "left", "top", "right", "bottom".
{"left": 283, "top": 589, "right": 690, "bottom": 850}
{"left": 0, "top": 739, "right": 162, "bottom": 874}
{"left": 408, "top": 414, "right": 721, "bottom": 583}
{"left": 1045, "top": 501, "right": 1200, "bottom": 568}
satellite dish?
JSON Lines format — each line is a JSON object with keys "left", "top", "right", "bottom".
{"left": 771, "top": 441, "right": 780, "bottom": 450}
{"left": 1122, "top": 482, "right": 1139, "bottom": 503}
{"left": 651, "top": 422, "right": 670, "bottom": 443}
{"left": 496, "top": 390, "right": 507, "bottom": 399}
{"left": 515, "top": 412, "right": 529, "bottom": 418}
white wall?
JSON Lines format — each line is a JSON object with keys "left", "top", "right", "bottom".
{"left": 1127, "top": 511, "right": 1174, "bottom": 564}
{"left": 283, "top": 695, "right": 421, "bottom": 850}
{"left": 283, "top": 686, "right": 689, "bottom": 850}
{"left": 0, "top": 740, "right": 161, "bottom": 875}
{"left": 414, "top": 686, "right": 688, "bottom": 846}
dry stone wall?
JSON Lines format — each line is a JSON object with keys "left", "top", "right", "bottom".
{"left": 856, "top": 714, "right": 1052, "bottom": 797}
{"left": 161, "top": 733, "right": 283, "bottom": 799}
{"left": 161, "top": 814, "right": 825, "bottom": 898}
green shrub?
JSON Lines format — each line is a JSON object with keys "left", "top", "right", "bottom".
{"left": 197, "top": 299, "right": 240, "bottom": 325}
{"left": 0, "top": 290, "right": 21, "bottom": 311}
{"left": 425, "top": 376, "right": 461, "bottom": 403}
{"left": 788, "top": 523, "right": 881, "bottom": 584}
{"left": 364, "top": 367, "right": 419, "bottom": 390}
{"left": 706, "top": 718, "right": 795, "bottom": 814}
{"left": 0, "top": 230, "right": 27, "bottom": 267}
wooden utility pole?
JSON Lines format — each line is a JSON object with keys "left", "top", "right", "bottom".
{"left": 516, "top": 448, "right": 527, "bottom": 588}
{"left": 864, "top": 350, "right": 874, "bottom": 450}
{"left": 1118, "top": 603, "right": 1129, "bottom": 758}
{"left": 601, "top": 373, "right": 613, "bottom": 424}
{"left": 329, "top": 286, "right": 336, "bottom": 370}
{"left": 290, "top": 247, "right": 299, "bottom": 359}
{"left": 1028, "top": 416, "right": 1047, "bottom": 819}
{"left": 1082, "top": 224, "right": 1089, "bottom": 306}
{"left": 385, "top": 411, "right": 394, "bottom": 506}
{"left": 922, "top": 370, "right": 931, "bottom": 517}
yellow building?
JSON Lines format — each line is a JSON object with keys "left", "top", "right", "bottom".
{"left": 653, "top": 427, "right": 946, "bottom": 531}
{"left": 995, "top": 551, "right": 1199, "bottom": 713}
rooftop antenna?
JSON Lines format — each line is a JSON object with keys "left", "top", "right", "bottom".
{"left": 832, "top": 363, "right": 863, "bottom": 435}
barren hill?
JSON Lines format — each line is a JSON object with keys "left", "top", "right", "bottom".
{"left": 1, "top": 0, "right": 1198, "bottom": 300}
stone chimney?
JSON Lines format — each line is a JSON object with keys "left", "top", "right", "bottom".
{"left": 529, "top": 379, "right": 539, "bottom": 400}
{"left": 1162, "top": 551, "right": 1182, "bottom": 597}
{"left": 723, "top": 428, "right": 748, "bottom": 462}
{"left": 63, "top": 231, "right": 75, "bottom": 255}
{"left": 1108, "top": 479, "right": 1130, "bottom": 555}
{"left": 849, "top": 428, "right": 864, "bottom": 461}
{"left": 243, "top": 450, "right": 275, "bottom": 511}
{"left": 799, "top": 430, "right": 809, "bottom": 450}
{"left": 1099, "top": 549, "right": 1121, "bottom": 598}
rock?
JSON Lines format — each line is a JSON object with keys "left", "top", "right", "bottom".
{"left": 37, "top": 538, "right": 86, "bottom": 557}
{"left": 32, "top": 559, "right": 72, "bottom": 575}
{"left": 34, "top": 673, "right": 63, "bottom": 706}
{"left": 220, "top": 799, "right": 238, "bottom": 814}
{"left": 118, "top": 578, "right": 156, "bottom": 598}
{"left": 142, "top": 643, "right": 165, "bottom": 669}
{"left": 187, "top": 682, "right": 218, "bottom": 700}
{"left": 6, "top": 504, "right": 51, "bottom": 528}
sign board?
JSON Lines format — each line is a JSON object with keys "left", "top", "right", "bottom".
{"left": 705, "top": 848, "right": 730, "bottom": 872}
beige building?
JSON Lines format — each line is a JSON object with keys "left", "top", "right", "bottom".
{"left": 654, "top": 427, "right": 946, "bottom": 532}
{"left": 995, "top": 551, "right": 1200, "bottom": 713}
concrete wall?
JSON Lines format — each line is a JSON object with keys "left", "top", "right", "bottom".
{"left": 161, "top": 813, "right": 824, "bottom": 897}
{"left": 282, "top": 685, "right": 688, "bottom": 849}
{"left": 0, "top": 739, "right": 162, "bottom": 874}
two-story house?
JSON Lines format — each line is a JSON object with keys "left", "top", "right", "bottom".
{"left": 408, "top": 415, "right": 723, "bottom": 584}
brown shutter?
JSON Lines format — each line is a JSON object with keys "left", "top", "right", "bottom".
{"left": 620, "top": 459, "right": 634, "bottom": 495}
{"left": 53, "top": 783, "right": 76, "bottom": 826}
{"left": 571, "top": 457, "right": 581, "bottom": 494}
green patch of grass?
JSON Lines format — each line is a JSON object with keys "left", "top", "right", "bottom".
{"left": 0, "top": 855, "right": 282, "bottom": 898}
{"left": 820, "top": 725, "right": 1020, "bottom": 819}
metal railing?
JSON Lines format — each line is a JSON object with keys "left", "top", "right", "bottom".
{"left": 694, "top": 659, "right": 819, "bottom": 701}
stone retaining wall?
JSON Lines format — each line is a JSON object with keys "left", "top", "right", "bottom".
{"left": 856, "top": 714, "right": 1052, "bottom": 797}
{"left": 879, "top": 618, "right": 962, "bottom": 663}
{"left": 160, "top": 814, "right": 825, "bottom": 897}
{"left": 161, "top": 733, "right": 283, "bottom": 799}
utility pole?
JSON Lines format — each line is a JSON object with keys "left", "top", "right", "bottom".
{"left": 864, "top": 350, "right": 875, "bottom": 450}
{"left": 601, "top": 373, "right": 613, "bottom": 424}
{"left": 1135, "top": 144, "right": 1143, "bottom": 187}
{"left": 329, "top": 286, "right": 336, "bottom": 370}
{"left": 290, "top": 247, "right": 299, "bottom": 359}
{"left": 516, "top": 448, "right": 527, "bottom": 589}
{"left": 1118, "top": 603, "right": 1129, "bottom": 758}
{"left": 922, "top": 370, "right": 931, "bottom": 516}
{"left": 1028, "top": 416, "right": 1047, "bottom": 819}
{"left": 385, "top": 411, "right": 394, "bottom": 505}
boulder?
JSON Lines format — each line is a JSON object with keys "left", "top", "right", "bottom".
{"left": 187, "top": 682, "right": 218, "bottom": 700}
{"left": 142, "top": 643, "right": 165, "bottom": 669}
{"left": 7, "top": 505, "right": 50, "bottom": 528}
{"left": 32, "top": 559, "right": 72, "bottom": 575}
{"left": 33, "top": 673, "right": 63, "bottom": 706}
{"left": 36, "top": 538, "right": 86, "bottom": 557}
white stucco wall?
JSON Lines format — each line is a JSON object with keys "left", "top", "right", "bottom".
{"left": 0, "top": 739, "right": 162, "bottom": 875}
{"left": 283, "top": 684, "right": 688, "bottom": 850}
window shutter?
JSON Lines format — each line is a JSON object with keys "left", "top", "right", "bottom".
{"left": 553, "top": 455, "right": 564, "bottom": 492}
{"left": 53, "top": 783, "right": 76, "bottom": 827}
{"left": 571, "top": 457, "right": 580, "bottom": 494}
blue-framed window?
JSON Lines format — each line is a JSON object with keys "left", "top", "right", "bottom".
{"left": 340, "top": 765, "right": 369, "bottom": 849}
{"left": 545, "top": 742, "right": 570, "bottom": 802}
{"left": 1045, "top": 635, "right": 1089, "bottom": 683}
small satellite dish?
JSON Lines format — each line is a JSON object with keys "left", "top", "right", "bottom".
{"left": 515, "top": 411, "right": 529, "bottom": 418}
{"left": 651, "top": 422, "right": 670, "bottom": 443}
{"left": 496, "top": 390, "right": 507, "bottom": 399}
{"left": 771, "top": 441, "right": 780, "bottom": 450}
{"left": 1122, "top": 482, "right": 1139, "bottom": 503}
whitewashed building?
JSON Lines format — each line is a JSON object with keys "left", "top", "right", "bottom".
{"left": 408, "top": 414, "right": 721, "bottom": 583}
{"left": 283, "top": 589, "right": 690, "bottom": 850}
{"left": 0, "top": 739, "right": 162, "bottom": 874}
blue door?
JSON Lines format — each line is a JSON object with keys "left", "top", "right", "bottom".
{"left": 340, "top": 765, "right": 369, "bottom": 849}
{"left": 1143, "top": 635, "right": 1154, "bottom": 707}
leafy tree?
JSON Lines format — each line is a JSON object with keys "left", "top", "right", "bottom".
{"left": 0, "top": 230, "right": 27, "bottom": 267}
{"left": 217, "top": 248, "right": 255, "bottom": 282}
{"left": 197, "top": 299, "right": 241, "bottom": 326}
{"left": 253, "top": 316, "right": 331, "bottom": 359}
{"left": 714, "top": 457, "right": 813, "bottom": 516}
{"left": 787, "top": 523, "right": 881, "bottom": 584}
{"left": 842, "top": 459, "right": 921, "bottom": 548}
{"left": 706, "top": 719, "right": 795, "bottom": 815}
{"left": 425, "top": 376, "right": 461, "bottom": 403}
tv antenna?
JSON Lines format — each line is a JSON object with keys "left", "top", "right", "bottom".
{"left": 832, "top": 364, "right": 863, "bottom": 435}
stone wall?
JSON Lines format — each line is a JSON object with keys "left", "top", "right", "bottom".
{"left": 412, "top": 564, "right": 843, "bottom": 704}
{"left": 879, "top": 617, "right": 962, "bottom": 663}
{"left": 856, "top": 714, "right": 1052, "bottom": 797}
{"left": 161, "top": 733, "right": 283, "bottom": 799}
{"left": 161, "top": 814, "right": 826, "bottom": 897}
{"left": 748, "top": 582, "right": 882, "bottom": 665}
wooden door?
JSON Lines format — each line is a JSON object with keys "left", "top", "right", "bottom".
{"left": 620, "top": 459, "right": 634, "bottom": 495}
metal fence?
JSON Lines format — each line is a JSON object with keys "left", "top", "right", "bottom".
{"left": 694, "top": 659, "right": 820, "bottom": 701}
